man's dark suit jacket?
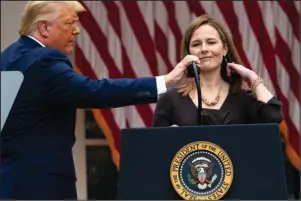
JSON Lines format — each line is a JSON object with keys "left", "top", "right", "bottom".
{"left": 0, "top": 36, "right": 158, "bottom": 199}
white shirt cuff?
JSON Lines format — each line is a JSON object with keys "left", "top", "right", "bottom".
{"left": 155, "top": 76, "right": 167, "bottom": 95}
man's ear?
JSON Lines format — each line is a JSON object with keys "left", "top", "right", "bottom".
{"left": 38, "top": 21, "right": 50, "bottom": 38}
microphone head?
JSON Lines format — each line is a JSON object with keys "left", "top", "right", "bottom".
{"left": 187, "top": 62, "right": 200, "bottom": 77}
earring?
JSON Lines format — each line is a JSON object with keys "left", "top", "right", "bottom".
{"left": 223, "top": 55, "right": 229, "bottom": 64}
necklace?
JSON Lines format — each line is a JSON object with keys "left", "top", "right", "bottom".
{"left": 201, "top": 85, "right": 222, "bottom": 106}
{"left": 202, "top": 95, "right": 220, "bottom": 106}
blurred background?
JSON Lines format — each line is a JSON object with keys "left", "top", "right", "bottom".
{"left": 1, "top": 1, "right": 300, "bottom": 199}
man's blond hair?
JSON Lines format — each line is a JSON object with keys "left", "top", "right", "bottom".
{"left": 19, "top": 1, "right": 85, "bottom": 36}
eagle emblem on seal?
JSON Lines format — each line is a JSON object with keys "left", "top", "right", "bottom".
{"left": 187, "top": 157, "right": 218, "bottom": 190}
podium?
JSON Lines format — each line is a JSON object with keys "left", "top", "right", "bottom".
{"left": 117, "top": 123, "right": 288, "bottom": 200}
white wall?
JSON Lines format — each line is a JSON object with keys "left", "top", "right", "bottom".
{"left": 1, "top": 1, "right": 26, "bottom": 51}
{"left": 1, "top": 1, "right": 87, "bottom": 199}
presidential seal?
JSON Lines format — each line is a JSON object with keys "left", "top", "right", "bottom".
{"left": 170, "top": 141, "right": 233, "bottom": 200}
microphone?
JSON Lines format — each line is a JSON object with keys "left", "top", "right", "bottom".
{"left": 187, "top": 62, "right": 202, "bottom": 125}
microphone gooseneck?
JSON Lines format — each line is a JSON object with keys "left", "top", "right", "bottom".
{"left": 188, "top": 62, "right": 202, "bottom": 125}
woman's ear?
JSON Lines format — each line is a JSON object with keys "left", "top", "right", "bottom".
{"left": 223, "top": 43, "right": 228, "bottom": 56}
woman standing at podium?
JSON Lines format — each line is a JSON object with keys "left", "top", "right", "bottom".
{"left": 153, "top": 15, "right": 283, "bottom": 127}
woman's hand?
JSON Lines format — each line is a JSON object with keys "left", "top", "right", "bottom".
{"left": 226, "top": 62, "right": 258, "bottom": 82}
{"left": 227, "top": 63, "right": 274, "bottom": 103}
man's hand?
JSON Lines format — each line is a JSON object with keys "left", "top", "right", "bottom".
{"left": 164, "top": 55, "right": 200, "bottom": 88}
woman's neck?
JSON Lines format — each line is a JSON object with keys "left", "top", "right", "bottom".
{"left": 199, "top": 71, "right": 225, "bottom": 91}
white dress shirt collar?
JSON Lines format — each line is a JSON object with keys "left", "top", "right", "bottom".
{"left": 26, "top": 35, "right": 46, "bottom": 47}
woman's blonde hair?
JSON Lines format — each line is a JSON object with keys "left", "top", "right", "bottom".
{"left": 178, "top": 14, "right": 244, "bottom": 96}
{"left": 19, "top": 1, "right": 85, "bottom": 36}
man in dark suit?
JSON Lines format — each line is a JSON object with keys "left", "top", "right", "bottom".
{"left": 0, "top": 1, "right": 200, "bottom": 200}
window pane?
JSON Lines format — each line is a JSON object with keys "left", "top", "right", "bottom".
{"left": 85, "top": 109, "right": 105, "bottom": 139}
{"left": 86, "top": 145, "right": 118, "bottom": 199}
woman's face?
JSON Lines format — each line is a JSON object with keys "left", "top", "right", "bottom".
{"left": 189, "top": 24, "right": 227, "bottom": 72}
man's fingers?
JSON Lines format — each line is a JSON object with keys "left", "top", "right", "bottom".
{"left": 183, "top": 55, "right": 200, "bottom": 66}
{"left": 187, "top": 77, "right": 195, "bottom": 83}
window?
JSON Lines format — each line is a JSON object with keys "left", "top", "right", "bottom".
{"left": 84, "top": 109, "right": 118, "bottom": 199}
